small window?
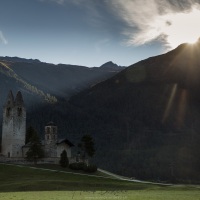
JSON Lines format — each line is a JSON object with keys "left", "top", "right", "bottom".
{"left": 17, "top": 107, "right": 22, "bottom": 116}
{"left": 53, "top": 127, "right": 56, "bottom": 134}
{"left": 47, "top": 127, "right": 50, "bottom": 134}
{"left": 6, "top": 107, "right": 11, "bottom": 117}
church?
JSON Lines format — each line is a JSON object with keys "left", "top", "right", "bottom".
{"left": 1, "top": 90, "right": 74, "bottom": 162}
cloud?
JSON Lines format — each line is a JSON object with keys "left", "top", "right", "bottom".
{"left": 41, "top": 0, "right": 112, "bottom": 30}
{"left": 109, "top": 0, "right": 200, "bottom": 49}
{"left": 39, "top": 0, "right": 200, "bottom": 49}
{"left": 0, "top": 31, "right": 8, "bottom": 45}
{"left": 39, "top": 0, "right": 102, "bottom": 21}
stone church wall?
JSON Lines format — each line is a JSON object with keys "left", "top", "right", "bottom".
{"left": 1, "top": 91, "right": 26, "bottom": 158}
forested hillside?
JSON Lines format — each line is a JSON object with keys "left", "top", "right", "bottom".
{"left": 68, "top": 42, "right": 200, "bottom": 182}
{"left": 23, "top": 43, "right": 200, "bottom": 182}
{"left": 2, "top": 43, "right": 200, "bottom": 183}
{"left": 0, "top": 57, "right": 124, "bottom": 112}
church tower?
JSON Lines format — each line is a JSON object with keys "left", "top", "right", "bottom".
{"left": 2, "top": 90, "right": 26, "bottom": 158}
{"left": 44, "top": 121, "right": 57, "bottom": 157}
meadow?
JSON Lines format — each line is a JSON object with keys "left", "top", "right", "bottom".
{"left": 0, "top": 163, "right": 199, "bottom": 200}
{"left": 1, "top": 190, "right": 200, "bottom": 200}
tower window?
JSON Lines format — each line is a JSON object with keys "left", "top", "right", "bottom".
{"left": 53, "top": 127, "right": 56, "bottom": 133}
{"left": 6, "top": 107, "right": 11, "bottom": 117}
{"left": 17, "top": 107, "right": 22, "bottom": 116}
{"left": 47, "top": 127, "right": 50, "bottom": 134}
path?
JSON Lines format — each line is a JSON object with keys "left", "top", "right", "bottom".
{"left": 98, "top": 168, "right": 173, "bottom": 186}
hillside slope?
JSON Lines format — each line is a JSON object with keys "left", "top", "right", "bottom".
{"left": 0, "top": 57, "right": 124, "bottom": 116}
{"left": 0, "top": 57, "right": 124, "bottom": 99}
{"left": 0, "top": 163, "right": 147, "bottom": 192}
{"left": 68, "top": 42, "right": 200, "bottom": 182}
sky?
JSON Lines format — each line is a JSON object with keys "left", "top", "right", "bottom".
{"left": 1, "top": 0, "right": 200, "bottom": 67}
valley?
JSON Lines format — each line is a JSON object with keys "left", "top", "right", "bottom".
{"left": 1, "top": 43, "right": 200, "bottom": 183}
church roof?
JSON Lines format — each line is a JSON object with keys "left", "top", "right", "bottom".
{"left": 25, "top": 139, "right": 74, "bottom": 147}
{"left": 57, "top": 138, "right": 74, "bottom": 147}
{"left": 46, "top": 121, "right": 56, "bottom": 126}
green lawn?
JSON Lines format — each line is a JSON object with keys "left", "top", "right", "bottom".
{"left": 0, "top": 163, "right": 199, "bottom": 200}
{"left": 0, "top": 163, "right": 149, "bottom": 192}
{"left": 0, "top": 190, "right": 200, "bottom": 200}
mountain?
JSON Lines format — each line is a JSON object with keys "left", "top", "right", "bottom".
{"left": 99, "top": 61, "right": 125, "bottom": 71}
{"left": 68, "top": 42, "right": 200, "bottom": 182}
{"left": 0, "top": 58, "right": 124, "bottom": 109}
{"left": 0, "top": 57, "right": 125, "bottom": 143}
{"left": 2, "top": 42, "right": 200, "bottom": 182}
{"left": 0, "top": 56, "right": 41, "bottom": 63}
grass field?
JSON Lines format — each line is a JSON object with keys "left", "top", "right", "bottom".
{"left": 0, "top": 163, "right": 199, "bottom": 200}
{"left": 1, "top": 190, "right": 200, "bottom": 200}
{"left": 0, "top": 163, "right": 149, "bottom": 192}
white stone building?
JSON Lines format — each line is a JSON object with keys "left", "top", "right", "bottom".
{"left": 1, "top": 90, "right": 74, "bottom": 162}
{"left": 1, "top": 90, "right": 26, "bottom": 158}
{"left": 22, "top": 121, "right": 74, "bottom": 160}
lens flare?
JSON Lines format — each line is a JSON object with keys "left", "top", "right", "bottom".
{"left": 162, "top": 84, "right": 177, "bottom": 123}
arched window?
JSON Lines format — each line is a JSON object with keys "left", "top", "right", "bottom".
{"left": 17, "top": 107, "right": 22, "bottom": 116}
{"left": 47, "top": 127, "right": 50, "bottom": 134}
{"left": 6, "top": 107, "right": 11, "bottom": 117}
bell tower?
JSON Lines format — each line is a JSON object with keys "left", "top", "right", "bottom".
{"left": 2, "top": 90, "right": 26, "bottom": 158}
{"left": 44, "top": 121, "right": 57, "bottom": 157}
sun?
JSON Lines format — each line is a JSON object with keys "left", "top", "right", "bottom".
{"left": 162, "top": 6, "right": 200, "bottom": 49}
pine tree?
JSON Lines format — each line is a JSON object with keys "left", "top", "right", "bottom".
{"left": 78, "top": 134, "right": 95, "bottom": 162}
{"left": 25, "top": 127, "right": 44, "bottom": 164}
{"left": 25, "top": 126, "right": 36, "bottom": 144}
{"left": 59, "top": 150, "right": 69, "bottom": 168}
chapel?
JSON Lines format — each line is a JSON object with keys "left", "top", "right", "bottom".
{"left": 1, "top": 90, "right": 74, "bottom": 161}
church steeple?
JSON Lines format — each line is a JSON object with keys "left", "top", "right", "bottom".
{"left": 44, "top": 121, "right": 58, "bottom": 157}
{"left": 15, "top": 91, "right": 24, "bottom": 106}
{"left": 2, "top": 90, "right": 26, "bottom": 158}
{"left": 4, "top": 90, "right": 14, "bottom": 107}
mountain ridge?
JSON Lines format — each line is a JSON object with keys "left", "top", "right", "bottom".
{"left": 1, "top": 42, "right": 200, "bottom": 182}
{"left": 68, "top": 42, "right": 200, "bottom": 181}
{"left": 0, "top": 57, "right": 125, "bottom": 114}
{"left": 0, "top": 56, "right": 41, "bottom": 63}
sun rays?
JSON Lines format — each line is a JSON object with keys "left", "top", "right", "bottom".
{"left": 162, "top": 84, "right": 178, "bottom": 124}
{"left": 162, "top": 6, "right": 200, "bottom": 49}
{"left": 160, "top": 42, "right": 200, "bottom": 127}
{"left": 115, "top": 1, "right": 200, "bottom": 50}
{"left": 162, "top": 84, "right": 188, "bottom": 128}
